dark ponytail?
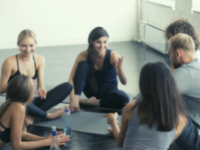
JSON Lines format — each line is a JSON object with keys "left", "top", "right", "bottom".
{"left": 87, "top": 27, "right": 109, "bottom": 90}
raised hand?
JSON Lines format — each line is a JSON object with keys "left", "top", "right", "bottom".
{"left": 118, "top": 56, "right": 124, "bottom": 69}
{"left": 38, "top": 88, "right": 47, "bottom": 99}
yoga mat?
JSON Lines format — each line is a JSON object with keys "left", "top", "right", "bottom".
{"left": 33, "top": 111, "right": 121, "bottom": 136}
{"left": 62, "top": 93, "right": 134, "bottom": 104}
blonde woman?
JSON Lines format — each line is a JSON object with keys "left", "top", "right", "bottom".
{"left": 0, "top": 29, "right": 72, "bottom": 125}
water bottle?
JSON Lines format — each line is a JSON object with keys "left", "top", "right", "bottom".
{"left": 50, "top": 126, "right": 60, "bottom": 150}
{"left": 63, "top": 109, "right": 71, "bottom": 147}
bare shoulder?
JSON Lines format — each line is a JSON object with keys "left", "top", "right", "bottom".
{"left": 34, "top": 54, "right": 45, "bottom": 62}
{"left": 9, "top": 102, "right": 26, "bottom": 115}
{"left": 110, "top": 51, "right": 120, "bottom": 65}
{"left": 123, "top": 102, "right": 135, "bottom": 114}
{"left": 3, "top": 55, "right": 17, "bottom": 66}
{"left": 78, "top": 50, "right": 88, "bottom": 61}
{"left": 34, "top": 54, "right": 45, "bottom": 67}
{"left": 110, "top": 51, "right": 120, "bottom": 57}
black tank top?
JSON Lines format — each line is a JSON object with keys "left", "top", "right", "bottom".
{"left": 0, "top": 121, "right": 10, "bottom": 143}
{"left": 8, "top": 54, "right": 38, "bottom": 82}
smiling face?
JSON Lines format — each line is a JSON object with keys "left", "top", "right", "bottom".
{"left": 18, "top": 37, "right": 36, "bottom": 57}
{"left": 92, "top": 36, "right": 108, "bottom": 54}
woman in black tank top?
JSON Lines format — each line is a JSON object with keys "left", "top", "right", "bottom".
{"left": 0, "top": 29, "right": 72, "bottom": 125}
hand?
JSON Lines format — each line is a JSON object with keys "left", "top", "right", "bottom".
{"left": 70, "top": 98, "right": 80, "bottom": 112}
{"left": 38, "top": 88, "right": 46, "bottom": 99}
{"left": 47, "top": 132, "right": 70, "bottom": 146}
{"left": 102, "top": 112, "right": 118, "bottom": 125}
{"left": 118, "top": 56, "right": 124, "bottom": 69}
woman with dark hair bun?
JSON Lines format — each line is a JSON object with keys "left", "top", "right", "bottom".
{"left": 68, "top": 27, "right": 129, "bottom": 112}
{"left": 103, "top": 62, "right": 193, "bottom": 150}
{"left": 0, "top": 75, "right": 70, "bottom": 150}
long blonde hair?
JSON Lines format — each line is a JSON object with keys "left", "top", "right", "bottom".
{"left": 0, "top": 75, "right": 34, "bottom": 129}
{"left": 17, "top": 29, "right": 37, "bottom": 46}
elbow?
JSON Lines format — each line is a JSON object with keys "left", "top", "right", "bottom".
{"left": 118, "top": 141, "right": 123, "bottom": 147}
{"left": 12, "top": 145, "right": 21, "bottom": 150}
{"left": 0, "top": 89, "right": 4, "bottom": 95}
{"left": 122, "top": 80, "right": 127, "bottom": 85}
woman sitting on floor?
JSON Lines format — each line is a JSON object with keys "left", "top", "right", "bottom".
{"left": 68, "top": 27, "right": 129, "bottom": 112}
{"left": 103, "top": 62, "right": 188, "bottom": 150}
{"left": 0, "top": 29, "right": 72, "bottom": 125}
{"left": 0, "top": 75, "right": 70, "bottom": 150}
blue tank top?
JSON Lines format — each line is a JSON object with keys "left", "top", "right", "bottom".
{"left": 92, "top": 49, "right": 117, "bottom": 83}
{"left": 123, "top": 107, "right": 176, "bottom": 150}
{"left": 0, "top": 121, "right": 10, "bottom": 143}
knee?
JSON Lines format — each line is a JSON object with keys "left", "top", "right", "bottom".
{"left": 62, "top": 82, "right": 73, "bottom": 92}
{"left": 119, "top": 92, "right": 130, "bottom": 104}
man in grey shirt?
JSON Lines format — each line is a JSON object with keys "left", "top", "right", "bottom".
{"left": 168, "top": 33, "right": 200, "bottom": 150}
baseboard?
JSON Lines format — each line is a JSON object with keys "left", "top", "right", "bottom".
{"left": 0, "top": 34, "right": 137, "bottom": 50}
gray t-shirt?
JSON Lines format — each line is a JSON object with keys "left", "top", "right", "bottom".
{"left": 173, "top": 59, "right": 200, "bottom": 125}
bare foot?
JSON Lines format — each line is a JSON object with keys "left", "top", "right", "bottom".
{"left": 47, "top": 106, "right": 69, "bottom": 120}
{"left": 80, "top": 96, "right": 100, "bottom": 106}
{"left": 26, "top": 116, "right": 35, "bottom": 125}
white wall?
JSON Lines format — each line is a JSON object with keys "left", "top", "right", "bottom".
{"left": 138, "top": 0, "right": 200, "bottom": 44}
{"left": 0, "top": 0, "right": 138, "bottom": 50}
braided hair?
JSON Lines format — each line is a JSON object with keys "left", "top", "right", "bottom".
{"left": 87, "top": 27, "right": 109, "bottom": 90}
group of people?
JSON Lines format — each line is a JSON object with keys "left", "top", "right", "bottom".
{"left": 0, "top": 18, "right": 199, "bottom": 150}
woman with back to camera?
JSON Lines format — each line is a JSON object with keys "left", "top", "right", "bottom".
{"left": 0, "top": 75, "right": 70, "bottom": 150}
{"left": 103, "top": 62, "right": 192, "bottom": 150}
{"left": 68, "top": 27, "right": 129, "bottom": 112}
{"left": 0, "top": 29, "right": 72, "bottom": 125}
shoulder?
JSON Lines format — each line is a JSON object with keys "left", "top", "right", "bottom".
{"left": 3, "top": 55, "right": 16, "bottom": 66}
{"left": 78, "top": 50, "right": 88, "bottom": 61}
{"left": 9, "top": 102, "right": 26, "bottom": 115}
{"left": 1, "top": 56, "right": 17, "bottom": 71}
{"left": 123, "top": 102, "right": 136, "bottom": 120}
{"left": 173, "top": 65, "right": 190, "bottom": 78}
{"left": 110, "top": 51, "right": 120, "bottom": 58}
{"left": 34, "top": 54, "right": 45, "bottom": 67}
{"left": 34, "top": 54, "right": 45, "bottom": 62}
{"left": 110, "top": 51, "right": 120, "bottom": 65}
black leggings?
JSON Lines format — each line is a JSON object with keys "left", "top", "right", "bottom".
{"left": 74, "top": 61, "right": 129, "bottom": 109}
{"left": 27, "top": 82, "right": 72, "bottom": 118}
{"left": 7, "top": 82, "right": 72, "bottom": 118}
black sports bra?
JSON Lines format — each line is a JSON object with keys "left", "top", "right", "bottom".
{"left": 0, "top": 121, "right": 10, "bottom": 143}
{"left": 8, "top": 54, "right": 38, "bottom": 82}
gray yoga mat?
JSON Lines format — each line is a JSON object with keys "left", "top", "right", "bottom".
{"left": 33, "top": 110, "right": 121, "bottom": 136}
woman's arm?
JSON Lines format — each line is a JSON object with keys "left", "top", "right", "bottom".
{"left": 22, "top": 131, "right": 46, "bottom": 141}
{"left": 68, "top": 51, "right": 87, "bottom": 112}
{"left": 110, "top": 51, "right": 127, "bottom": 85}
{"left": 36, "top": 55, "right": 46, "bottom": 99}
{"left": 103, "top": 103, "right": 134, "bottom": 147}
{"left": 171, "top": 115, "right": 187, "bottom": 143}
{"left": 10, "top": 103, "right": 69, "bottom": 150}
{"left": 0, "top": 58, "right": 13, "bottom": 94}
